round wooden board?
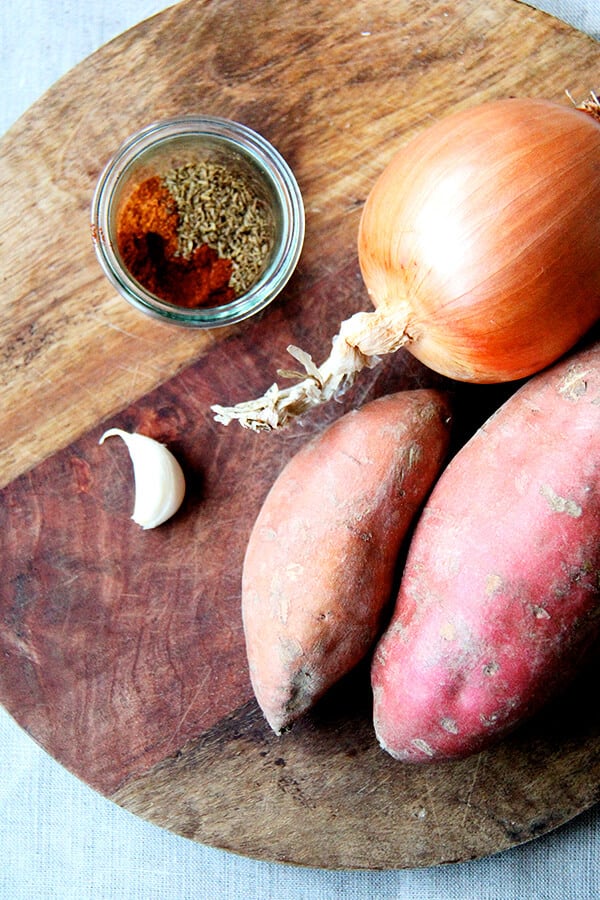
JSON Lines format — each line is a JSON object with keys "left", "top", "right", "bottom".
{"left": 1, "top": 0, "right": 599, "bottom": 870}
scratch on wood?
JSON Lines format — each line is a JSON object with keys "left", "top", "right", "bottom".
{"left": 25, "top": 364, "right": 56, "bottom": 387}
{"left": 423, "top": 774, "right": 443, "bottom": 836}
{"left": 59, "top": 578, "right": 80, "bottom": 639}
{"left": 94, "top": 317, "right": 146, "bottom": 341}
{"left": 356, "top": 770, "right": 393, "bottom": 796}
{"left": 164, "top": 676, "right": 209, "bottom": 754}
{"left": 461, "top": 752, "right": 484, "bottom": 827}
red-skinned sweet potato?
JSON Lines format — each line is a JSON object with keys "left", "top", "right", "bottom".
{"left": 243, "top": 390, "right": 452, "bottom": 733}
{"left": 372, "top": 341, "right": 600, "bottom": 762}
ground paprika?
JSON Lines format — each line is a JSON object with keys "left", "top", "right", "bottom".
{"left": 116, "top": 175, "right": 236, "bottom": 308}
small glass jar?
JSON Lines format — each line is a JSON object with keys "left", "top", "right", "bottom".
{"left": 91, "top": 116, "right": 304, "bottom": 328}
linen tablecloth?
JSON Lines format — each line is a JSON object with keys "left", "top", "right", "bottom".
{"left": 1, "top": 2, "right": 599, "bottom": 897}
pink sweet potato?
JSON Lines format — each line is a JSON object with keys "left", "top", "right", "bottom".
{"left": 372, "top": 341, "right": 600, "bottom": 762}
{"left": 243, "top": 390, "right": 452, "bottom": 733}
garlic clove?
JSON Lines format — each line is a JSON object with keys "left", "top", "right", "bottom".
{"left": 99, "top": 428, "right": 186, "bottom": 529}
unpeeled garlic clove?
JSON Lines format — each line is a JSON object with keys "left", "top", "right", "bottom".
{"left": 99, "top": 428, "right": 186, "bottom": 529}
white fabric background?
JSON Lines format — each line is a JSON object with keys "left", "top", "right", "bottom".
{"left": 1, "top": 2, "right": 599, "bottom": 897}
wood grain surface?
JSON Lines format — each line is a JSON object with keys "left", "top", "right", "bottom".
{"left": 1, "top": 0, "right": 599, "bottom": 869}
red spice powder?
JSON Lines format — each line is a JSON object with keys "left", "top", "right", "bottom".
{"left": 116, "top": 175, "right": 236, "bottom": 308}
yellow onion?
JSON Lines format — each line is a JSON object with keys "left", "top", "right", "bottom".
{"left": 213, "top": 96, "right": 600, "bottom": 431}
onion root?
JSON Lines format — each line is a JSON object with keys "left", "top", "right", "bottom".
{"left": 211, "top": 309, "right": 408, "bottom": 430}
{"left": 572, "top": 89, "right": 600, "bottom": 123}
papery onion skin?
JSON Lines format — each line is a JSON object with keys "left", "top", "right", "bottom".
{"left": 358, "top": 98, "right": 600, "bottom": 382}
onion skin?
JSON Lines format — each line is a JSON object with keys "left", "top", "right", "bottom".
{"left": 358, "top": 98, "right": 600, "bottom": 383}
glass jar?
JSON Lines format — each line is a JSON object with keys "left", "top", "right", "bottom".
{"left": 91, "top": 116, "right": 304, "bottom": 328}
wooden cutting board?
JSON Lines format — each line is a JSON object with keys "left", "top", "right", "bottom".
{"left": 1, "top": 0, "right": 599, "bottom": 870}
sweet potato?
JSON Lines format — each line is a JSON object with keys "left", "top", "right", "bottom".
{"left": 243, "top": 390, "right": 452, "bottom": 733}
{"left": 372, "top": 341, "right": 600, "bottom": 762}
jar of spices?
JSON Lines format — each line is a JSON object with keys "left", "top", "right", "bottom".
{"left": 91, "top": 116, "right": 304, "bottom": 327}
